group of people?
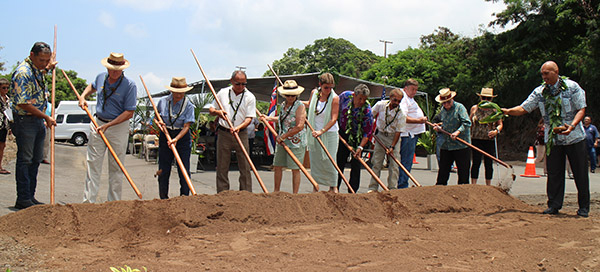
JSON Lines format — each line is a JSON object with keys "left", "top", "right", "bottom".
{"left": 5, "top": 41, "right": 591, "bottom": 217}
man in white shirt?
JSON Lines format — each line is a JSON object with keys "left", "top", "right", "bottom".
{"left": 209, "top": 70, "right": 256, "bottom": 193}
{"left": 398, "top": 79, "right": 428, "bottom": 188}
{"left": 367, "top": 88, "right": 406, "bottom": 192}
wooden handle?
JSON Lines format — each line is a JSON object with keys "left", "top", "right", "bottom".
{"left": 338, "top": 135, "right": 389, "bottom": 191}
{"left": 372, "top": 134, "right": 421, "bottom": 187}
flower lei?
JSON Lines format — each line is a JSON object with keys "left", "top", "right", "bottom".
{"left": 542, "top": 76, "right": 568, "bottom": 155}
{"left": 344, "top": 94, "right": 369, "bottom": 146}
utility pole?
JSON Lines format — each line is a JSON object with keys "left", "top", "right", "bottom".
{"left": 235, "top": 66, "right": 246, "bottom": 71}
{"left": 379, "top": 40, "right": 393, "bottom": 58}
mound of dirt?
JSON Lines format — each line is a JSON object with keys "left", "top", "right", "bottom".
{"left": 1, "top": 185, "right": 597, "bottom": 271}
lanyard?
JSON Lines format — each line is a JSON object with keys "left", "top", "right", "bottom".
{"left": 168, "top": 96, "right": 187, "bottom": 127}
{"left": 384, "top": 102, "right": 399, "bottom": 130}
{"left": 228, "top": 89, "right": 245, "bottom": 123}
{"left": 102, "top": 73, "right": 124, "bottom": 110}
{"left": 279, "top": 100, "right": 296, "bottom": 128}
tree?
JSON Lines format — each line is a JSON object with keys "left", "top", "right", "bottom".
{"left": 265, "top": 37, "right": 381, "bottom": 77}
{"left": 47, "top": 69, "right": 91, "bottom": 105}
{"left": 0, "top": 45, "right": 5, "bottom": 72}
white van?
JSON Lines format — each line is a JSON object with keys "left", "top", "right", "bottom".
{"left": 54, "top": 101, "right": 97, "bottom": 146}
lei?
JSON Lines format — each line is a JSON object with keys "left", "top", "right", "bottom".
{"left": 314, "top": 88, "right": 330, "bottom": 115}
{"left": 344, "top": 94, "right": 369, "bottom": 146}
{"left": 542, "top": 76, "right": 568, "bottom": 155}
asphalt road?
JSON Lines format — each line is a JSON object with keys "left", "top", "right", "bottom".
{"left": 1, "top": 143, "right": 599, "bottom": 217}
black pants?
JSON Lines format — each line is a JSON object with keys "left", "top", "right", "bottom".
{"left": 158, "top": 129, "right": 191, "bottom": 199}
{"left": 437, "top": 148, "right": 471, "bottom": 185}
{"left": 471, "top": 139, "right": 495, "bottom": 180}
{"left": 546, "top": 140, "right": 590, "bottom": 211}
{"left": 337, "top": 132, "right": 361, "bottom": 193}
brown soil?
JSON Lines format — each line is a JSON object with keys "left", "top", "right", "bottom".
{"left": 0, "top": 185, "right": 598, "bottom": 272}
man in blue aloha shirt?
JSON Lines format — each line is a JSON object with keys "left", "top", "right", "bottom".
{"left": 503, "top": 61, "right": 589, "bottom": 218}
{"left": 336, "top": 84, "right": 374, "bottom": 193}
{"left": 10, "top": 42, "right": 57, "bottom": 209}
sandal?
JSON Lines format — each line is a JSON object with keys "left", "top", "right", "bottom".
{"left": 0, "top": 169, "right": 11, "bottom": 175}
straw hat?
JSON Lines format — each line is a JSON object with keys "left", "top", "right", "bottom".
{"left": 435, "top": 88, "right": 457, "bottom": 103}
{"left": 477, "top": 87, "right": 497, "bottom": 98}
{"left": 165, "top": 77, "right": 193, "bottom": 93}
{"left": 277, "top": 80, "right": 305, "bottom": 96}
{"left": 101, "top": 52, "right": 130, "bottom": 70}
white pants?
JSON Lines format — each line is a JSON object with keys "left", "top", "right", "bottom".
{"left": 368, "top": 133, "right": 401, "bottom": 191}
{"left": 83, "top": 118, "right": 129, "bottom": 203}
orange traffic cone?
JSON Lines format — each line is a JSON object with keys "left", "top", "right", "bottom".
{"left": 413, "top": 154, "right": 419, "bottom": 164}
{"left": 520, "top": 146, "right": 540, "bottom": 178}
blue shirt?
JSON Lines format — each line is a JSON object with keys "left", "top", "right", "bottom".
{"left": 92, "top": 72, "right": 137, "bottom": 120}
{"left": 584, "top": 124, "right": 599, "bottom": 148}
{"left": 156, "top": 94, "right": 195, "bottom": 129}
{"left": 10, "top": 57, "right": 48, "bottom": 115}
{"left": 437, "top": 101, "right": 471, "bottom": 151}
{"left": 521, "top": 78, "right": 586, "bottom": 145}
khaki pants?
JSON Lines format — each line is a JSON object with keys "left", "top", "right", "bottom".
{"left": 368, "top": 133, "right": 401, "bottom": 191}
{"left": 216, "top": 129, "right": 252, "bottom": 193}
{"left": 83, "top": 118, "right": 129, "bottom": 203}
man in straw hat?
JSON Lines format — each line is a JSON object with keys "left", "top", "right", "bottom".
{"left": 502, "top": 61, "right": 589, "bottom": 217}
{"left": 10, "top": 42, "right": 57, "bottom": 209}
{"left": 432, "top": 88, "right": 471, "bottom": 186}
{"left": 79, "top": 52, "right": 137, "bottom": 203}
{"left": 209, "top": 70, "right": 256, "bottom": 193}
{"left": 470, "top": 87, "right": 503, "bottom": 186}
{"left": 155, "top": 77, "right": 195, "bottom": 199}
{"left": 262, "top": 80, "right": 306, "bottom": 193}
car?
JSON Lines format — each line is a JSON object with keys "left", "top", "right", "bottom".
{"left": 54, "top": 101, "right": 97, "bottom": 146}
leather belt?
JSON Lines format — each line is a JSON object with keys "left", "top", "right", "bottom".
{"left": 96, "top": 116, "right": 112, "bottom": 123}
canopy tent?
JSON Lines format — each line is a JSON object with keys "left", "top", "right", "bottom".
{"left": 151, "top": 72, "right": 426, "bottom": 100}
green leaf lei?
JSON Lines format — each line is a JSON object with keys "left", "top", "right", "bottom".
{"left": 476, "top": 101, "right": 506, "bottom": 124}
{"left": 344, "top": 94, "right": 369, "bottom": 146}
{"left": 542, "top": 76, "right": 568, "bottom": 155}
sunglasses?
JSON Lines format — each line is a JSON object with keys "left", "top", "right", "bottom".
{"left": 0, "top": 86, "right": 8, "bottom": 90}
{"left": 481, "top": 97, "right": 492, "bottom": 101}
{"left": 284, "top": 94, "right": 297, "bottom": 98}
{"left": 233, "top": 82, "right": 247, "bottom": 86}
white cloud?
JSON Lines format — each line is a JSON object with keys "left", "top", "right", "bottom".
{"left": 111, "top": 0, "right": 176, "bottom": 12}
{"left": 140, "top": 72, "right": 166, "bottom": 95}
{"left": 98, "top": 11, "right": 116, "bottom": 28}
{"left": 124, "top": 24, "right": 148, "bottom": 39}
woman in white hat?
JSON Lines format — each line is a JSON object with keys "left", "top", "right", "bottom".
{"left": 470, "top": 87, "right": 503, "bottom": 185}
{"left": 155, "top": 77, "right": 195, "bottom": 199}
{"left": 263, "top": 80, "right": 306, "bottom": 193}
{"left": 432, "top": 88, "right": 472, "bottom": 185}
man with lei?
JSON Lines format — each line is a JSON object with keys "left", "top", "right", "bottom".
{"left": 336, "top": 84, "right": 373, "bottom": 193}
{"left": 503, "top": 61, "right": 589, "bottom": 217}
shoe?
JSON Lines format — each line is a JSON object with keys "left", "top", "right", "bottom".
{"left": 568, "top": 174, "right": 574, "bottom": 179}
{"left": 577, "top": 209, "right": 589, "bottom": 217}
{"left": 542, "top": 207, "right": 559, "bottom": 215}
{"left": 41, "top": 160, "right": 50, "bottom": 164}
{"left": 14, "top": 200, "right": 35, "bottom": 210}
{"left": 592, "top": 169, "right": 595, "bottom": 173}
{"left": 31, "top": 198, "right": 45, "bottom": 205}
{"left": 367, "top": 189, "right": 376, "bottom": 193}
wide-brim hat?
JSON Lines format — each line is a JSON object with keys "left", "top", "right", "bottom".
{"left": 477, "top": 87, "right": 497, "bottom": 98}
{"left": 277, "top": 80, "right": 305, "bottom": 96}
{"left": 165, "top": 77, "right": 193, "bottom": 93}
{"left": 435, "top": 88, "right": 457, "bottom": 103}
{"left": 101, "top": 52, "right": 130, "bottom": 70}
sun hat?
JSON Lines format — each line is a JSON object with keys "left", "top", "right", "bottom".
{"left": 165, "top": 77, "right": 193, "bottom": 93}
{"left": 477, "top": 87, "right": 497, "bottom": 98}
{"left": 277, "top": 80, "right": 305, "bottom": 96}
{"left": 435, "top": 88, "right": 457, "bottom": 103}
{"left": 101, "top": 52, "right": 130, "bottom": 70}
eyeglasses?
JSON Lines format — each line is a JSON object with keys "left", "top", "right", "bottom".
{"left": 0, "top": 86, "right": 8, "bottom": 90}
{"left": 442, "top": 100, "right": 452, "bottom": 105}
{"left": 233, "top": 82, "right": 247, "bottom": 86}
{"left": 284, "top": 95, "right": 297, "bottom": 98}
{"left": 481, "top": 97, "right": 492, "bottom": 101}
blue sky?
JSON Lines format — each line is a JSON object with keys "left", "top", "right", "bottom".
{"left": 1, "top": 0, "right": 510, "bottom": 96}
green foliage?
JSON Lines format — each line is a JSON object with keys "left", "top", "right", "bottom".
{"left": 0, "top": 44, "right": 5, "bottom": 72}
{"left": 109, "top": 265, "right": 147, "bottom": 272}
{"left": 48, "top": 69, "right": 91, "bottom": 104}
{"left": 417, "top": 130, "right": 436, "bottom": 155}
{"left": 266, "top": 37, "right": 381, "bottom": 77}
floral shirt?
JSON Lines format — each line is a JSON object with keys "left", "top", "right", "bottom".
{"left": 338, "top": 91, "right": 373, "bottom": 146}
{"left": 10, "top": 57, "right": 48, "bottom": 115}
{"left": 438, "top": 101, "right": 471, "bottom": 150}
{"left": 278, "top": 100, "right": 306, "bottom": 149}
{"left": 521, "top": 77, "right": 586, "bottom": 145}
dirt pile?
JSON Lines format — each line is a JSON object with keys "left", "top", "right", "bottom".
{"left": 1, "top": 185, "right": 597, "bottom": 272}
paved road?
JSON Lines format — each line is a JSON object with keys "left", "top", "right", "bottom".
{"left": 1, "top": 143, "right": 599, "bottom": 217}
